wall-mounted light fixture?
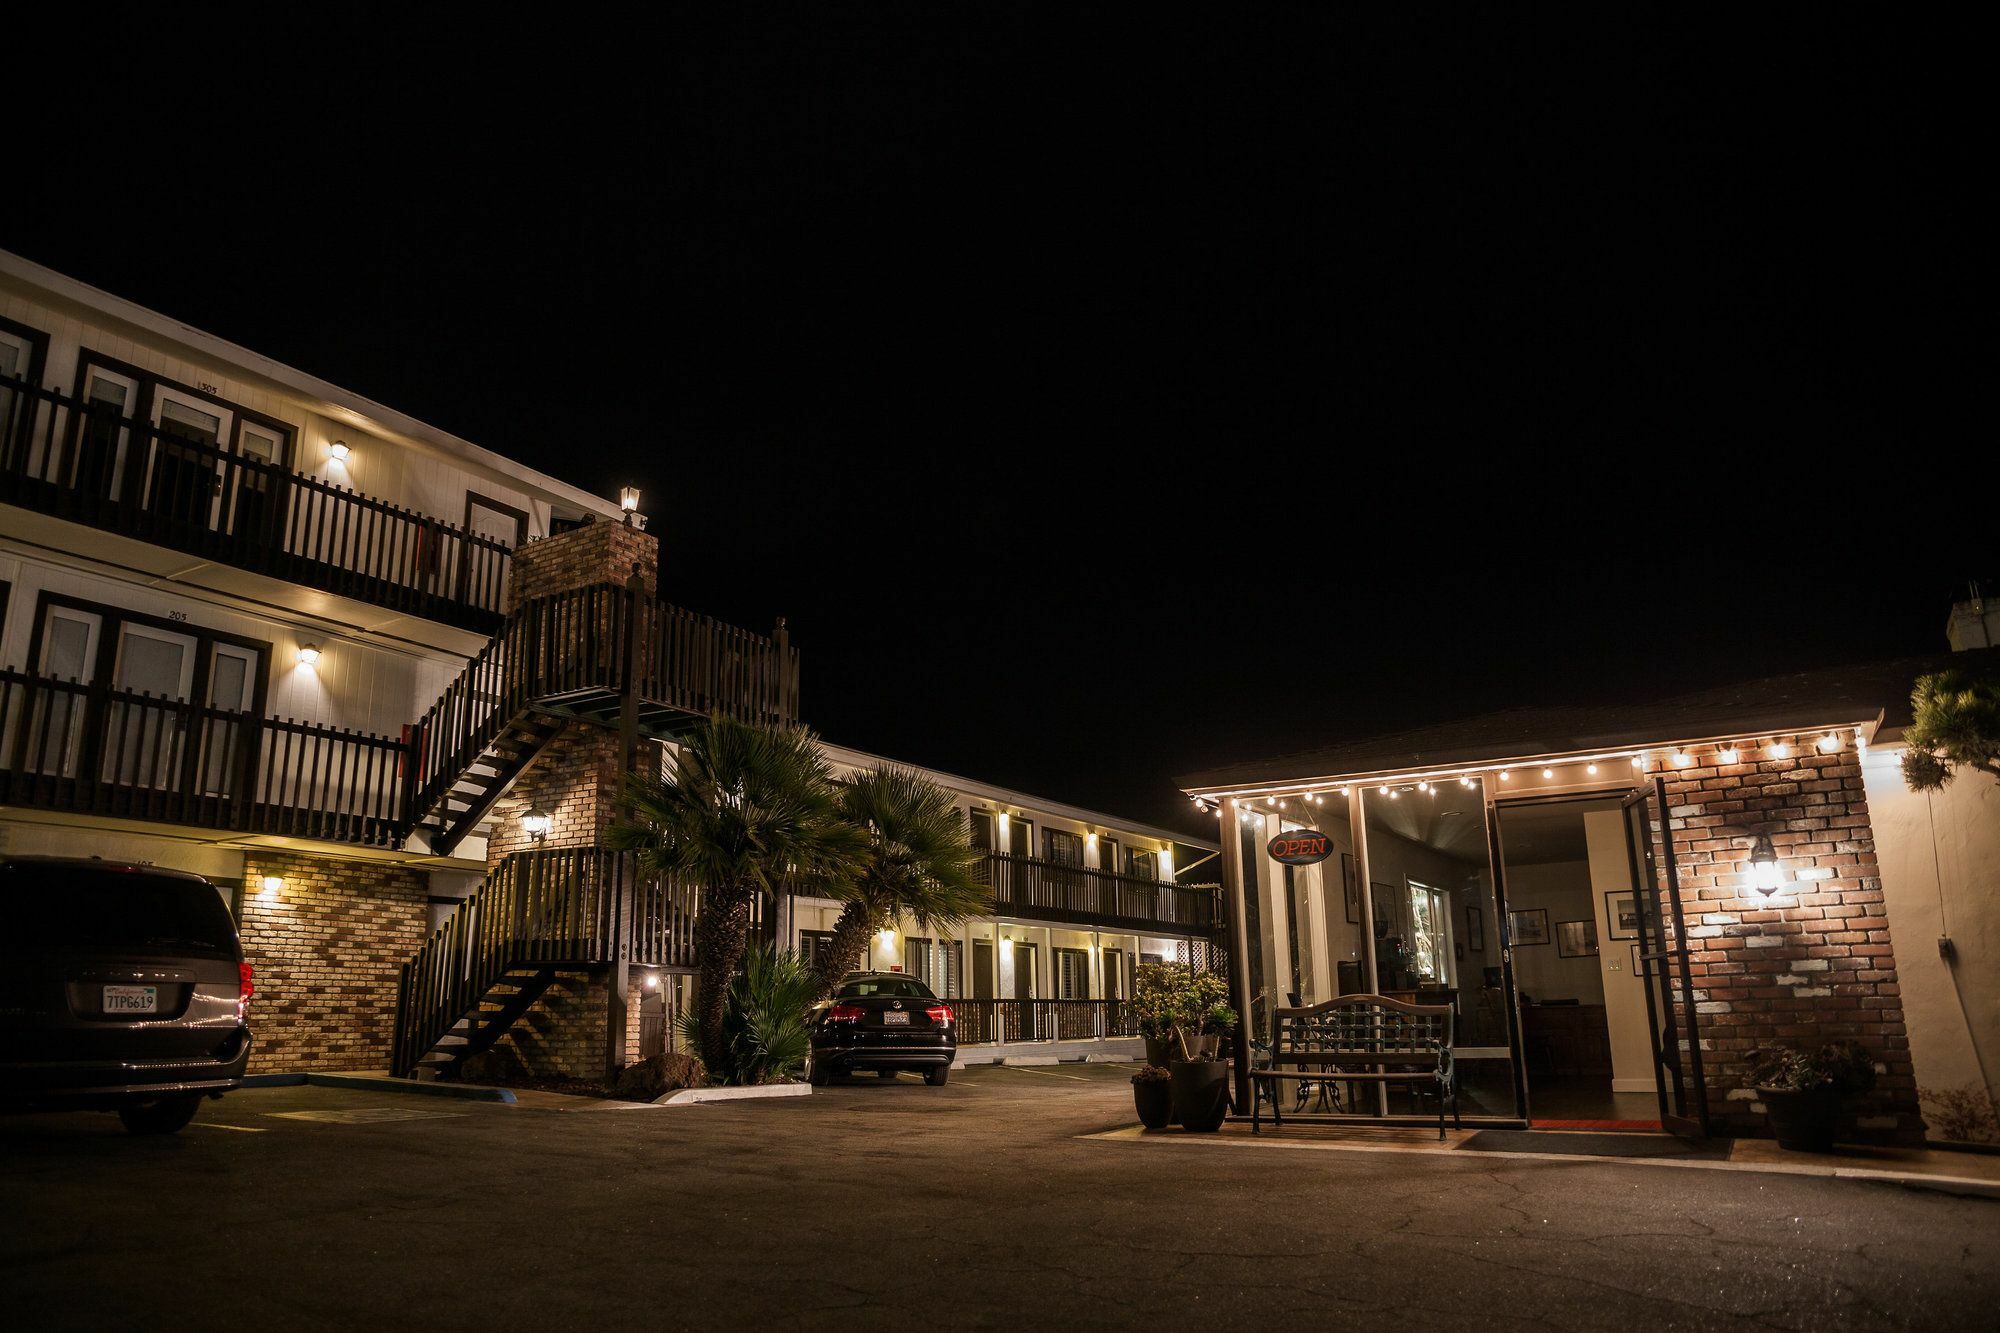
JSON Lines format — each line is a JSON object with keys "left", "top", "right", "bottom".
{"left": 298, "top": 643, "right": 321, "bottom": 668}
{"left": 328, "top": 440, "right": 352, "bottom": 463}
{"left": 1747, "top": 834, "right": 1785, "bottom": 896}
{"left": 259, "top": 875, "right": 283, "bottom": 900}
{"left": 521, "top": 808, "right": 552, "bottom": 843}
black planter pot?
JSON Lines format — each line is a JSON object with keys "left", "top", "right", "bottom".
{"left": 1761, "top": 1085, "right": 1841, "bottom": 1152}
{"left": 1133, "top": 1078, "right": 1173, "bottom": 1130}
{"left": 1170, "top": 1059, "right": 1229, "bottom": 1132}
{"left": 1144, "top": 1035, "right": 1174, "bottom": 1068}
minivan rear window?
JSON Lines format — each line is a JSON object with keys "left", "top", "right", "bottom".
{"left": 0, "top": 863, "right": 239, "bottom": 959}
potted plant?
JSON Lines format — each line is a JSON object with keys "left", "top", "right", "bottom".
{"left": 1132, "top": 963, "right": 1180, "bottom": 1068}
{"left": 1166, "top": 968, "right": 1232, "bottom": 1132}
{"left": 1131, "top": 1064, "right": 1173, "bottom": 1130}
{"left": 1746, "top": 1040, "right": 1877, "bottom": 1152}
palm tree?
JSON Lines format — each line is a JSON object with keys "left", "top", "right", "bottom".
{"left": 812, "top": 765, "right": 991, "bottom": 997}
{"left": 607, "top": 716, "right": 863, "bottom": 1075}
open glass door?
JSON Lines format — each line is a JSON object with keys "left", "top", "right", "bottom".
{"left": 1621, "top": 779, "right": 1712, "bottom": 1139}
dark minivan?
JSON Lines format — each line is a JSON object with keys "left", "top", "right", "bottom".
{"left": 0, "top": 858, "right": 253, "bottom": 1133}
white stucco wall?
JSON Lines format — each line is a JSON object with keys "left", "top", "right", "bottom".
{"left": 1862, "top": 743, "right": 2000, "bottom": 1131}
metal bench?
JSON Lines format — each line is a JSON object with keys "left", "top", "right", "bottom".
{"left": 1250, "top": 994, "right": 1459, "bottom": 1139}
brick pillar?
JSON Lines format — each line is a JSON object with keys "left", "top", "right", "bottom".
{"left": 506, "top": 514, "right": 658, "bottom": 612}
{"left": 487, "top": 515, "right": 662, "bottom": 1081}
{"left": 1660, "top": 740, "right": 1923, "bottom": 1145}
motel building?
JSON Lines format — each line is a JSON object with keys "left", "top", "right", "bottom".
{"left": 0, "top": 249, "right": 1220, "bottom": 1086}
{"left": 767, "top": 745, "right": 1223, "bottom": 1065}
{"left": 1183, "top": 626, "right": 2000, "bottom": 1146}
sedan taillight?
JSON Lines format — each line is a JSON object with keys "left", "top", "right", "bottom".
{"left": 925, "top": 1004, "right": 952, "bottom": 1027}
{"left": 825, "top": 1002, "right": 866, "bottom": 1024}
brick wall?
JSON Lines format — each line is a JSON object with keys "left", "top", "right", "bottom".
{"left": 1660, "top": 740, "right": 1922, "bottom": 1144}
{"left": 507, "top": 515, "right": 658, "bottom": 611}
{"left": 237, "top": 851, "right": 430, "bottom": 1073}
{"left": 485, "top": 970, "right": 642, "bottom": 1082}
{"left": 485, "top": 726, "right": 625, "bottom": 870}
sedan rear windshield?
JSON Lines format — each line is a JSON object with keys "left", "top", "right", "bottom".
{"left": 1, "top": 864, "right": 239, "bottom": 959}
{"left": 839, "top": 977, "right": 935, "bottom": 999}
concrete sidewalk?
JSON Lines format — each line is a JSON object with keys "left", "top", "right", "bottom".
{"left": 1087, "top": 1119, "right": 2000, "bottom": 1199}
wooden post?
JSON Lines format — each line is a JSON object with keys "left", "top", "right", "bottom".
{"left": 606, "top": 564, "right": 645, "bottom": 1082}
{"left": 1221, "top": 796, "right": 1255, "bottom": 1114}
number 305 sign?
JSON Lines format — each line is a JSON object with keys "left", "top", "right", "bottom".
{"left": 1266, "top": 830, "right": 1334, "bottom": 866}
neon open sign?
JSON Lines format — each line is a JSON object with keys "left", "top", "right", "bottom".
{"left": 1266, "top": 830, "right": 1334, "bottom": 866}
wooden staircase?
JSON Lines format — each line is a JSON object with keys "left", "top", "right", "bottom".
{"left": 408, "top": 966, "right": 557, "bottom": 1079}
{"left": 412, "top": 711, "right": 565, "bottom": 856}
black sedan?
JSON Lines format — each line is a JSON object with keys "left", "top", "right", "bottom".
{"left": 809, "top": 973, "right": 955, "bottom": 1085}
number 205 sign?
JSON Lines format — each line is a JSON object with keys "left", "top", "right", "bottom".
{"left": 1266, "top": 830, "right": 1334, "bottom": 866}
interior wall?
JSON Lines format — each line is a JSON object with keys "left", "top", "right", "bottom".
{"left": 1584, "top": 809, "right": 1655, "bottom": 1092}
{"left": 1502, "top": 861, "right": 1604, "bottom": 1004}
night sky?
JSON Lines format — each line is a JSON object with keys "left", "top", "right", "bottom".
{"left": 5, "top": 14, "right": 1985, "bottom": 837}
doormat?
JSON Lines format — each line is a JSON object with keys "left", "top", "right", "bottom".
{"left": 1455, "top": 1129, "right": 1726, "bottom": 1160}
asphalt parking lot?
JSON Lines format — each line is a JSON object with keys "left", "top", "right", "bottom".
{"left": 3, "top": 1064, "right": 1996, "bottom": 1330}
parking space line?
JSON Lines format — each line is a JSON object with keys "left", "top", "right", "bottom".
{"left": 1003, "top": 1064, "right": 1089, "bottom": 1082}
{"left": 190, "top": 1121, "right": 267, "bottom": 1133}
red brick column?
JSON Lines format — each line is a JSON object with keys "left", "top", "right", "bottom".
{"left": 506, "top": 515, "right": 657, "bottom": 612}
{"left": 1660, "top": 740, "right": 1921, "bottom": 1144}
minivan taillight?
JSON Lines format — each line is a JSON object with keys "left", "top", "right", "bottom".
{"left": 925, "top": 1004, "right": 952, "bottom": 1027}
{"left": 825, "top": 1002, "right": 866, "bottom": 1024}
{"left": 237, "top": 962, "right": 254, "bottom": 1022}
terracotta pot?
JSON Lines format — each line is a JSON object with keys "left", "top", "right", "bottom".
{"left": 1170, "top": 1059, "right": 1229, "bottom": 1132}
{"left": 1133, "top": 1078, "right": 1173, "bottom": 1130}
{"left": 1761, "top": 1085, "right": 1842, "bottom": 1152}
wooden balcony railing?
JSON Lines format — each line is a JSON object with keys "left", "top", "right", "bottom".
{"left": 0, "top": 375, "right": 513, "bottom": 633}
{"left": 979, "top": 852, "right": 1222, "bottom": 935}
{"left": 0, "top": 666, "right": 408, "bottom": 847}
{"left": 949, "top": 998, "right": 1140, "bottom": 1045}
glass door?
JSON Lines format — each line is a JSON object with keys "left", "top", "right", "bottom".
{"left": 105, "top": 623, "right": 197, "bottom": 789}
{"left": 1622, "top": 780, "right": 1712, "bottom": 1139}
{"left": 29, "top": 605, "right": 101, "bottom": 775}
{"left": 76, "top": 364, "right": 138, "bottom": 502}
{"left": 229, "top": 419, "right": 290, "bottom": 548}
{"left": 146, "top": 387, "right": 233, "bottom": 534}
{"left": 200, "top": 642, "right": 260, "bottom": 799}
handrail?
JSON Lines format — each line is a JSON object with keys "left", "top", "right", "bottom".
{"left": 0, "top": 373, "right": 512, "bottom": 632}
{"left": 391, "top": 847, "right": 701, "bottom": 1075}
{"left": 949, "top": 998, "right": 1140, "bottom": 1045}
{"left": 408, "top": 581, "right": 801, "bottom": 823}
{"left": 0, "top": 666, "right": 407, "bottom": 846}
{"left": 979, "top": 852, "right": 1223, "bottom": 933}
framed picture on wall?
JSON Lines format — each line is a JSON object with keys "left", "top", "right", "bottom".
{"left": 1371, "top": 883, "right": 1397, "bottom": 939}
{"left": 1342, "top": 853, "right": 1360, "bottom": 924}
{"left": 1605, "top": 890, "right": 1640, "bottom": 940}
{"left": 1464, "top": 904, "right": 1484, "bottom": 952}
{"left": 1556, "top": 918, "right": 1599, "bottom": 958}
{"left": 1507, "top": 907, "right": 1550, "bottom": 946}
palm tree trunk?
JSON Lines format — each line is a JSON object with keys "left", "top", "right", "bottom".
{"left": 814, "top": 900, "right": 879, "bottom": 998}
{"left": 692, "top": 882, "right": 755, "bottom": 1076}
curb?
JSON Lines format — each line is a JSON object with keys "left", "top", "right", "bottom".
{"left": 238, "top": 1071, "right": 515, "bottom": 1104}
{"left": 657, "top": 1083, "right": 811, "bottom": 1106}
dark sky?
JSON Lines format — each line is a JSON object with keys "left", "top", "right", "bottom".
{"left": 5, "top": 12, "right": 1986, "bottom": 837}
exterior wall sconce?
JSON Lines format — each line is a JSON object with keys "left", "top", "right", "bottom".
{"left": 298, "top": 643, "right": 321, "bottom": 668}
{"left": 258, "top": 875, "right": 283, "bottom": 900}
{"left": 521, "top": 808, "right": 552, "bottom": 843}
{"left": 328, "top": 440, "right": 352, "bottom": 463}
{"left": 1747, "top": 833, "right": 1785, "bottom": 896}
{"left": 619, "top": 486, "right": 641, "bottom": 523}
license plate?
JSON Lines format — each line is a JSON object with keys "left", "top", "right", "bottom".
{"left": 882, "top": 1010, "right": 910, "bottom": 1026}
{"left": 103, "top": 985, "right": 158, "bottom": 1015}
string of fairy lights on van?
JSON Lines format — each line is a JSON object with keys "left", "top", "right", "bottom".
{"left": 1188, "top": 727, "right": 1868, "bottom": 820}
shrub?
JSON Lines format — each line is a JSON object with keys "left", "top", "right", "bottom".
{"left": 1133, "top": 962, "right": 1232, "bottom": 1060}
{"left": 1131, "top": 1064, "right": 1172, "bottom": 1087}
{"left": 1746, "top": 1041, "right": 1877, "bottom": 1095}
{"left": 676, "top": 944, "right": 821, "bottom": 1085}
{"left": 612, "top": 1050, "right": 707, "bottom": 1101}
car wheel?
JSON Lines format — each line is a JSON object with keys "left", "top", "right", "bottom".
{"left": 118, "top": 1096, "right": 201, "bottom": 1136}
{"left": 924, "top": 1067, "right": 949, "bottom": 1087}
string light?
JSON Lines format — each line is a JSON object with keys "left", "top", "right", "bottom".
{"left": 1672, "top": 749, "right": 1693, "bottom": 768}
{"left": 1541, "top": 768, "right": 1554, "bottom": 779}
{"left": 1499, "top": 771, "right": 1511, "bottom": 781}
{"left": 1586, "top": 763, "right": 1598, "bottom": 775}
{"left": 1631, "top": 754, "right": 1645, "bottom": 768}
{"left": 1769, "top": 739, "right": 1791, "bottom": 759}
{"left": 1817, "top": 732, "right": 1841, "bottom": 753}
{"left": 1718, "top": 745, "right": 1740, "bottom": 764}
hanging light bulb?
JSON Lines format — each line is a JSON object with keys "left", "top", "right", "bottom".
{"left": 1586, "top": 763, "right": 1599, "bottom": 775}
{"left": 1769, "top": 738, "right": 1791, "bottom": 759}
{"left": 1416, "top": 781, "right": 1429, "bottom": 793}
{"left": 1378, "top": 785, "right": 1390, "bottom": 795}
{"left": 1631, "top": 754, "right": 1646, "bottom": 768}
{"left": 1672, "top": 749, "right": 1693, "bottom": 768}
{"left": 1389, "top": 789, "right": 1401, "bottom": 800}
{"left": 1718, "top": 744, "right": 1740, "bottom": 765}
{"left": 1542, "top": 767, "right": 1555, "bottom": 779}
{"left": 1818, "top": 732, "right": 1841, "bottom": 753}
{"left": 1459, "top": 776, "right": 1473, "bottom": 788}
{"left": 1499, "top": 770, "right": 1511, "bottom": 782}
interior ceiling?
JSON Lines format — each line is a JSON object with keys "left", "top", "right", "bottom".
{"left": 1495, "top": 798, "right": 1626, "bottom": 866}
{"left": 1364, "top": 797, "right": 1489, "bottom": 862}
